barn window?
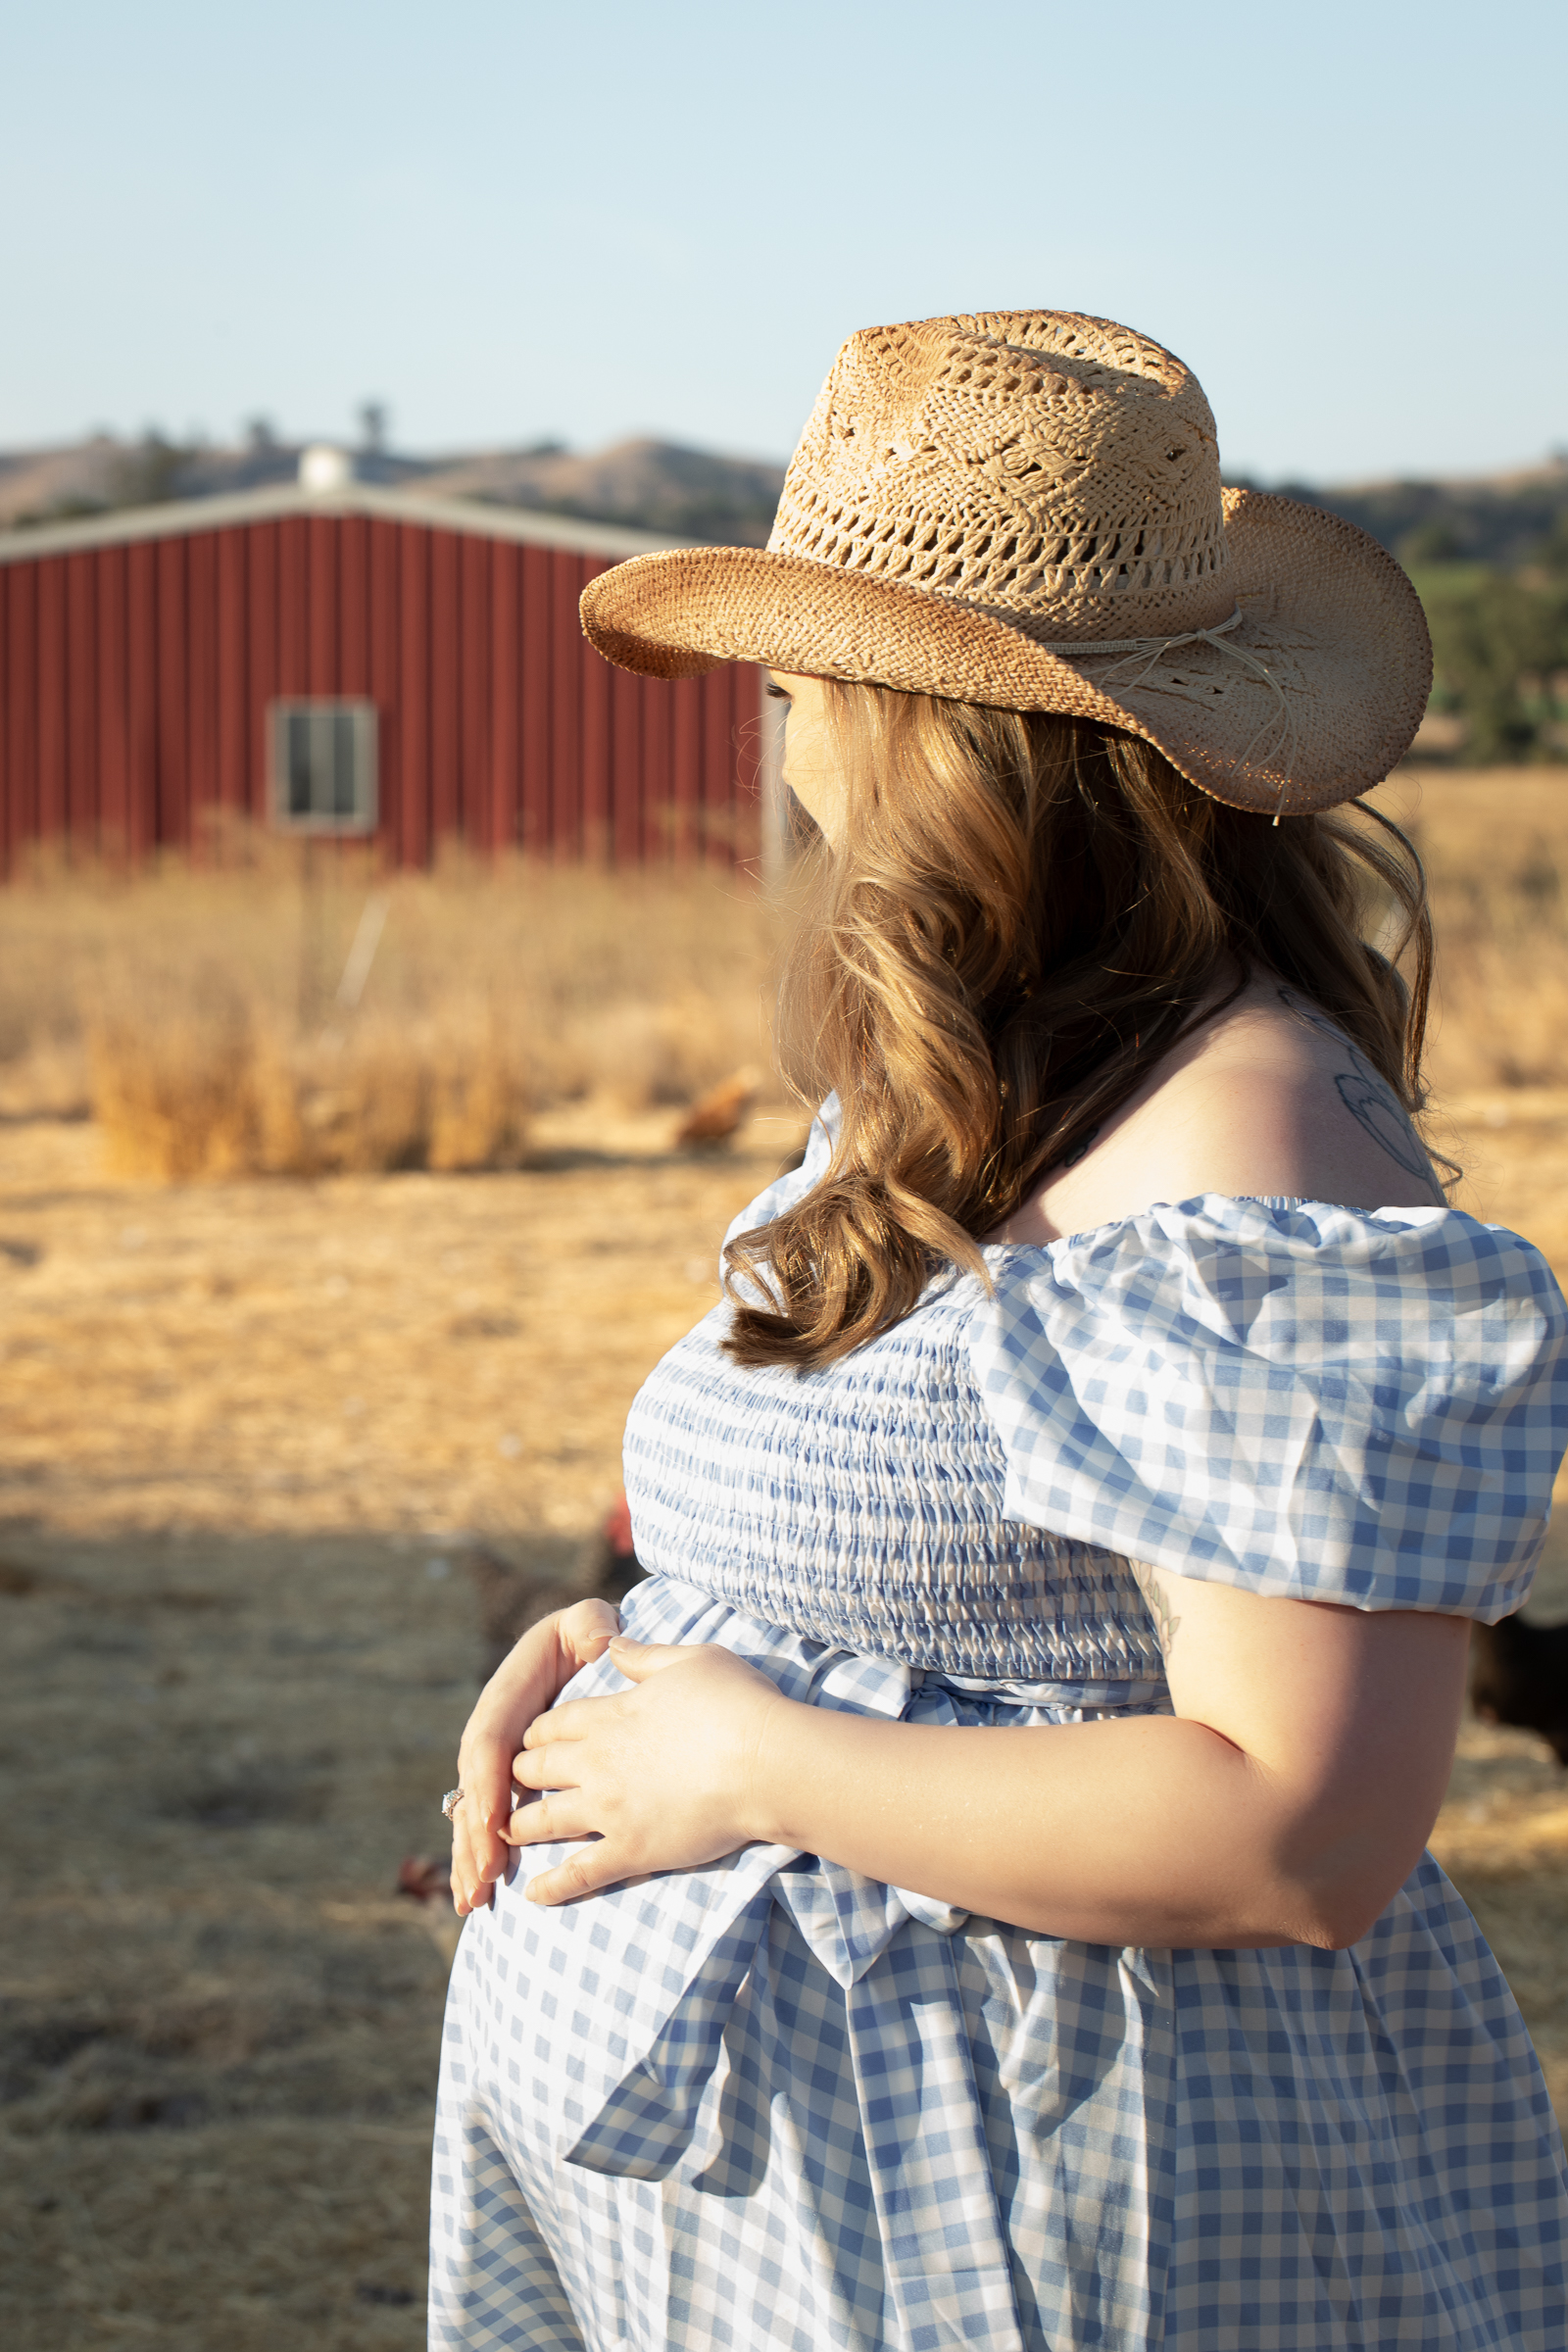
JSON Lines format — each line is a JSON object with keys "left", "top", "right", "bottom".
{"left": 269, "top": 702, "right": 378, "bottom": 833}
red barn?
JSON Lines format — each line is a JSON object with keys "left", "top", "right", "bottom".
{"left": 0, "top": 478, "right": 780, "bottom": 873}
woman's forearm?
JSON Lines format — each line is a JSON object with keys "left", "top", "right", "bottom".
{"left": 511, "top": 1597, "right": 1466, "bottom": 1931}
{"left": 738, "top": 1578, "right": 1470, "bottom": 1950}
{"left": 747, "top": 1702, "right": 1411, "bottom": 1949}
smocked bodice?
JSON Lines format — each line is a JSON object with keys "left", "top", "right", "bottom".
{"left": 624, "top": 1264, "right": 1164, "bottom": 1690}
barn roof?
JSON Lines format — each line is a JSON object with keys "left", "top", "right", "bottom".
{"left": 0, "top": 480, "right": 690, "bottom": 568}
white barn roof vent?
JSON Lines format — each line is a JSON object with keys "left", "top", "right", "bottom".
{"left": 298, "top": 443, "right": 356, "bottom": 493}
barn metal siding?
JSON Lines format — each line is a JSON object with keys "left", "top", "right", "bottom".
{"left": 0, "top": 512, "right": 763, "bottom": 870}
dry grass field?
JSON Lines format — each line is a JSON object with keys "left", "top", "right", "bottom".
{"left": 0, "top": 841, "right": 778, "bottom": 1174}
{"left": 4, "top": 768, "right": 1568, "bottom": 2348}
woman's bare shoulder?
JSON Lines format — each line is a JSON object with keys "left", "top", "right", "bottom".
{"left": 995, "top": 977, "right": 1446, "bottom": 1247}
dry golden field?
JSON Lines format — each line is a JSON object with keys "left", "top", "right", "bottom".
{"left": 4, "top": 768, "right": 1568, "bottom": 2349}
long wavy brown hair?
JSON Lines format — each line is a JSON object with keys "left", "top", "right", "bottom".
{"left": 723, "top": 680, "right": 1438, "bottom": 1372}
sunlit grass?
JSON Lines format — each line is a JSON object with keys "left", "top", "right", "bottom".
{"left": 0, "top": 836, "right": 779, "bottom": 1175}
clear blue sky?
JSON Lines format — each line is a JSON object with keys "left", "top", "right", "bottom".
{"left": 2, "top": 0, "right": 1562, "bottom": 483}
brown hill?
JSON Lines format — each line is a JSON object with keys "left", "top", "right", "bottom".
{"left": 0, "top": 436, "right": 131, "bottom": 526}
{"left": 1230, "top": 462, "right": 1568, "bottom": 571}
{"left": 417, "top": 439, "right": 784, "bottom": 546}
{"left": 0, "top": 431, "right": 785, "bottom": 546}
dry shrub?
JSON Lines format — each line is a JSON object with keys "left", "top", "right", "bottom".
{"left": 267, "top": 1016, "right": 530, "bottom": 1177}
{"left": 0, "top": 835, "right": 779, "bottom": 1177}
{"left": 89, "top": 1010, "right": 266, "bottom": 1179}
{"left": 30, "top": 772, "right": 1568, "bottom": 1178}
{"left": 88, "top": 1013, "right": 530, "bottom": 1178}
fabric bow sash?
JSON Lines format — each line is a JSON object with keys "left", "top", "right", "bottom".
{"left": 508, "top": 1605, "right": 1163, "bottom": 2352}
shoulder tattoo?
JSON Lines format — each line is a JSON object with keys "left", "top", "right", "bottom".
{"left": 1276, "top": 988, "right": 1444, "bottom": 1199}
{"left": 1129, "top": 1559, "right": 1181, "bottom": 1658}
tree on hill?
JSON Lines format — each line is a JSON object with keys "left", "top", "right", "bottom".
{"left": 1420, "top": 567, "right": 1568, "bottom": 761}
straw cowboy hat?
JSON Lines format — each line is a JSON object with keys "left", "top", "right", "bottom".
{"left": 579, "top": 312, "right": 1432, "bottom": 817}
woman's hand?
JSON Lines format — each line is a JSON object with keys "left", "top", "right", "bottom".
{"left": 449, "top": 1599, "right": 621, "bottom": 1916}
{"left": 506, "top": 1636, "right": 788, "bottom": 1904}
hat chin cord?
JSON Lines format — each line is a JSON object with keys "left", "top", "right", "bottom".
{"left": 1043, "top": 608, "right": 1298, "bottom": 822}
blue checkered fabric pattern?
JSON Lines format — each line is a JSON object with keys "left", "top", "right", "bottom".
{"left": 972, "top": 1199, "right": 1568, "bottom": 1621}
{"left": 430, "top": 1119, "right": 1568, "bottom": 2349}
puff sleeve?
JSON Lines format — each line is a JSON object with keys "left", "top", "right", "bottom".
{"left": 966, "top": 1198, "right": 1568, "bottom": 1621}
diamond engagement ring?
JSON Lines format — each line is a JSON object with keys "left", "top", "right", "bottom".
{"left": 441, "top": 1787, "right": 464, "bottom": 1820}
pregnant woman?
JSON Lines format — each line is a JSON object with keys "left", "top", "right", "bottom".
{"left": 431, "top": 313, "right": 1568, "bottom": 2350}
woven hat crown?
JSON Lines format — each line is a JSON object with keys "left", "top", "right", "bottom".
{"left": 578, "top": 309, "right": 1434, "bottom": 814}
{"left": 771, "top": 313, "right": 1235, "bottom": 644}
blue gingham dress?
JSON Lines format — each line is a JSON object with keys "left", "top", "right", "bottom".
{"left": 431, "top": 1114, "right": 1568, "bottom": 2351}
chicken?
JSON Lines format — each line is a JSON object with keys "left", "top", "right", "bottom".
{"left": 462, "top": 1497, "right": 648, "bottom": 1684}
{"left": 673, "top": 1070, "right": 758, "bottom": 1150}
{"left": 590, "top": 1491, "right": 645, "bottom": 1602}
{"left": 396, "top": 1852, "right": 463, "bottom": 1963}
{"left": 1470, "top": 1610, "right": 1568, "bottom": 1764}
{"left": 397, "top": 1853, "right": 451, "bottom": 1904}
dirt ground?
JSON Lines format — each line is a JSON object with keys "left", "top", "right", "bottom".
{"left": 3, "top": 1089, "right": 1568, "bottom": 2349}
{"left": 0, "top": 1110, "right": 805, "bottom": 2351}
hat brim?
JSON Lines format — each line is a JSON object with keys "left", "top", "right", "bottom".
{"left": 579, "top": 489, "right": 1432, "bottom": 816}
